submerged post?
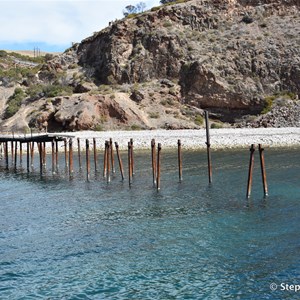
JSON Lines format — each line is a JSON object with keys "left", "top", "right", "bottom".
{"left": 115, "top": 142, "right": 124, "bottom": 181}
{"left": 110, "top": 138, "right": 115, "bottom": 173}
{"left": 14, "top": 140, "right": 17, "bottom": 169}
{"left": 103, "top": 141, "right": 107, "bottom": 178}
{"left": 178, "top": 139, "right": 183, "bottom": 182}
{"left": 130, "top": 138, "right": 134, "bottom": 175}
{"left": 19, "top": 142, "right": 23, "bottom": 165}
{"left": 55, "top": 140, "right": 59, "bottom": 170}
{"left": 77, "top": 138, "right": 82, "bottom": 170}
{"left": 205, "top": 111, "right": 212, "bottom": 184}
{"left": 259, "top": 144, "right": 268, "bottom": 197}
{"left": 51, "top": 139, "right": 55, "bottom": 173}
{"left": 246, "top": 144, "right": 256, "bottom": 199}
{"left": 156, "top": 143, "right": 162, "bottom": 190}
{"left": 30, "top": 142, "right": 34, "bottom": 167}
{"left": 128, "top": 142, "right": 132, "bottom": 186}
{"left": 5, "top": 141, "right": 8, "bottom": 170}
{"left": 38, "top": 142, "right": 43, "bottom": 174}
{"left": 106, "top": 141, "right": 111, "bottom": 183}
{"left": 26, "top": 142, "right": 30, "bottom": 173}
{"left": 93, "top": 138, "right": 97, "bottom": 172}
{"left": 42, "top": 142, "right": 46, "bottom": 166}
{"left": 64, "top": 139, "right": 68, "bottom": 168}
{"left": 69, "top": 139, "right": 73, "bottom": 175}
{"left": 151, "top": 139, "right": 156, "bottom": 186}
{"left": 11, "top": 141, "right": 14, "bottom": 163}
{"left": 86, "top": 139, "right": 90, "bottom": 181}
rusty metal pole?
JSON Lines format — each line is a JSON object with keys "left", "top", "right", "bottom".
{"left": 246, "top": 144, "right": 256, "bottom": 199}
{"left": 259, "top": 144, "right": 268, "bottom": 197}
{"left": 19, "top": 142, "right": 23, "bottom": 165}
{"left": 5, "top": 141, "right": 8, "bottom": 170}
{"left": 42, "top": 142, "right": 46, "bottom": 166}
{"left": 26, "top": 142, "right": 30, "bottom": 173}
{"left": 64, "top": 139, "right": 68, "bottom": 168}
{"left": 110, "top": 138, "right": 115, "bottom": 174}
{"left": 93, "top": 138, "right": 97, "bottom": 172}
{"left": 69, "top": 138, "right": 73, "bottom": 175}
{"left": 178, "top": 139, "right": 183, "bottom": 182}
{"left": 86, "top": 139, "right": 90, "bottom": 181}
{"left": 205, "top": 111, "right": 212, "bottom": 184}
{"left": 130, "top": 138, "right": 134, "bottom": 175}
{"left": 14, "top": 140, "right": 17, "bottom": 169}
{"left": 156, "top": 143, "right": 162, "bottom": 191}
{"left": 77, "top": 138, "right": 81, "bottom": 170}
{"left": 151, "top": 139, "right": 156, "bottom": 186}
{"left": 51, "top": 139, "right": 55, "bottom": 173}
{"left": 128, "top": 142, "right": 132, "bottom": 186}
{"left": 55, "top": 140, "right": 59, "bottom": 170}
{"left": 106, "top": 141, "right": 111, "bottom": 183}
{"left": 103, "top": 141, "right": 107, "bottom": 178}
{"left": 115, "top": 142, "right": 124, "bottom": 180}
{"left": 30, "top": 142, "right": 34, "bottom": 167}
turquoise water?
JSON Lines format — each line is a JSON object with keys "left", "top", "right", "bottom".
{"left": 0, "top": 148, "right": 300, "bottom": 299}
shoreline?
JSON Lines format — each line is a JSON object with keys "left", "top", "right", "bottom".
{"left": 47, "top": 127, "right": 300, "bottom": 151}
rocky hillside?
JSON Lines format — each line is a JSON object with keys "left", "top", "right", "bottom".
{"left": 0, "top": 0, "right": 299, "bottom": 132}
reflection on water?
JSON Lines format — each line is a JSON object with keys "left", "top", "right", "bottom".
{"left": 0, "top": 148, "right": 300, "bottom": 299}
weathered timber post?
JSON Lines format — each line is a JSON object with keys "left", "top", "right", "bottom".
{"left": 205, "top": 111, "right": 212, "bottom": 184}
{"left": 178, "top": 139, "right": 183, "bottom": 182}
{"left": 151, "top": 139, "right": 156, "bottom": 186}
{"left": 5, "top": 141, "right": 8, "bottom": 170}
{"left": 106, "top": 141, "right": 111, "bottom": 183}
{"left": 51, "top": 139, "right": 55, "bottom": 173}
{"left": 103, "top": 141, "right": 107, "bottom": 178}
{"left": 128, "top": 142, "right": 132, "bottom": 186}
{"left": 93, "top": 138, "right": 97, "bottom": 172}
{"left": 26, "top": 142, "right": 30, "bottom": 173}
{"left": 69, "top": 139, "right": 73, "bottom": 175}
{"left": 64, "top": 139, "right": 68, "bottom": 168}
{"left": 110, "top": 138, "right": 115, "bottom": 174}
{"left": 156, "top": 143, "right": 162, "bottom": 191}
{"left": 115, "top": 142, "right": 124, "bottom": 180}
{"left": 38, "top": 142, "right": 43, "bottom": 174}
{"left": 77, "top": 138, "right": 82, "bottom": 170}
{"left": 19, "top": 142, "right": 23, "bottom": 165}
{"left": 55, "top": 140, "right": 59, "bottom": 170}
{"left": 42, "top": 142, "right": 46, "bottom": 166}
{"left": 30, "top": 142, "right": 34, "bottom": 167}
{"left": 14, "top": 140, "right": 17, "bottom": 169}
{"left": 246, "top": 144, "right": 256, "bottom": 199}
{"left": 86, "top": 139, "right": 90, "bottom": 181}
{"left": 130, "top": 138, "right": 134, "bottom": 175}
{"left": 11, "top": 141, "right": 14, "bottom": 162}
{"left": 259, "top": 144, "right": 268, "bottom": 197}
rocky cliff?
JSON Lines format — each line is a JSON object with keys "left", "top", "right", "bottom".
{"left": 0, "top": 0, "right": 299, "bottom": 131}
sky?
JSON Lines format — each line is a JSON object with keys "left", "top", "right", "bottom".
{"left": 0, "top": 0, "right": 160, "bottom": 52}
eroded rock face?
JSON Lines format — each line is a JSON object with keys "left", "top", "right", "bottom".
{"left": 77, "top": 0, "right": 300, "bottom": 120}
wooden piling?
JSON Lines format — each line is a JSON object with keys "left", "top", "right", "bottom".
{"left": 103, "top": 141, "right": 107, "bottom": 178}
{"left": 93, "top": 138, "right": 97, "bottom": 172}
{"left": 55, "top": 140, "right": 59, "bottom": 170}
{"left": 5, "top": 141, "right": 8, "bottom": 170}
{"left": 110, "top": 138, "right": 115, "bottom": 174}
{"left": 69, "top": 139, "right": 73, "bottom": 175}
{"left": 86, "top": 139, "right": 90, "bottom": 181}
{"left": 51, "top": 140, "right": 55, "bottom": 173}
{"left": 19, "top": 142, "right": 23, "bottom": 165}
{"left": 115, "top": 142, "right": 124, "bottom": 181}
{"left": 156, "top": 143, "right": 162, "bottom": 190}
{"left": 26, "top": 142, "right": 30, "bottom": 173}
{"left": 246, "top": 144, "right": 256, "bottom": 199}
{"left": 151, "top": 139, "right": 156, "bottom": 186}
{"left": 14, "top": 140, "right": 17, "bottom": 169}
{"left": 106, "top": 141, "right": 111, "bottom": 183}
{"left": 128, "top": 142, "right": 132, "bottom": 186}
{"left": 77, "top": 138, "right": 82, "bottom": 170}
{"left": 205, "top": 111, "right": 212, "bottom": 184}
{"left": 64, "top": 139, "right": 68, "bottom": 168}
{"left": 38, "top": 142, "right": 43, "bottom": 174}
{"left": 130, "top": 138, "right": 134, "bottom": 175}
{"left": 42, "top": 142, "right": 46, "bottom": 166}
{"left": 178, "top": 139, "right": 183, "bottom": 182}
{"left": 11, "top": 141, "right": 14, "bottom": 162}
{"left": 259, "top": 144, "right": 268, "bottom": 197}
{"left": 30, "top": 142, "right": 34, "bottom": 167}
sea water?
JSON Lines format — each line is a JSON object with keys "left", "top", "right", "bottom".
{"left": 0, "top": 148, "right": 300, "bottom": 299}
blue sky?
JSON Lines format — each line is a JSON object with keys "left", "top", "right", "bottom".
{"left": 0, "top": 0, "right": 160, "bottom": 52}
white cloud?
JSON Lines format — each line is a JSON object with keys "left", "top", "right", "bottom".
{"left": 0, "top": 0, "right": 160, "bottom": 50}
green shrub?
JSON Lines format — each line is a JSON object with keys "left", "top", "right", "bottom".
{"left": 211, "top": 122, "right": 223, "bottom": 129}
{"left": 4, "top": 88, "right": 25, "bottom": 119}
{"left": 261, "top": 95, "right": 275, "bottom": 114}
{"left": 131, "top": 124, "right": 142, "bottom": 130}
{"left": 149, "top": 112, "right": 160, "bottom": 119}
{"left": 194, "top": 115, "right": 204, "bottom": 126}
